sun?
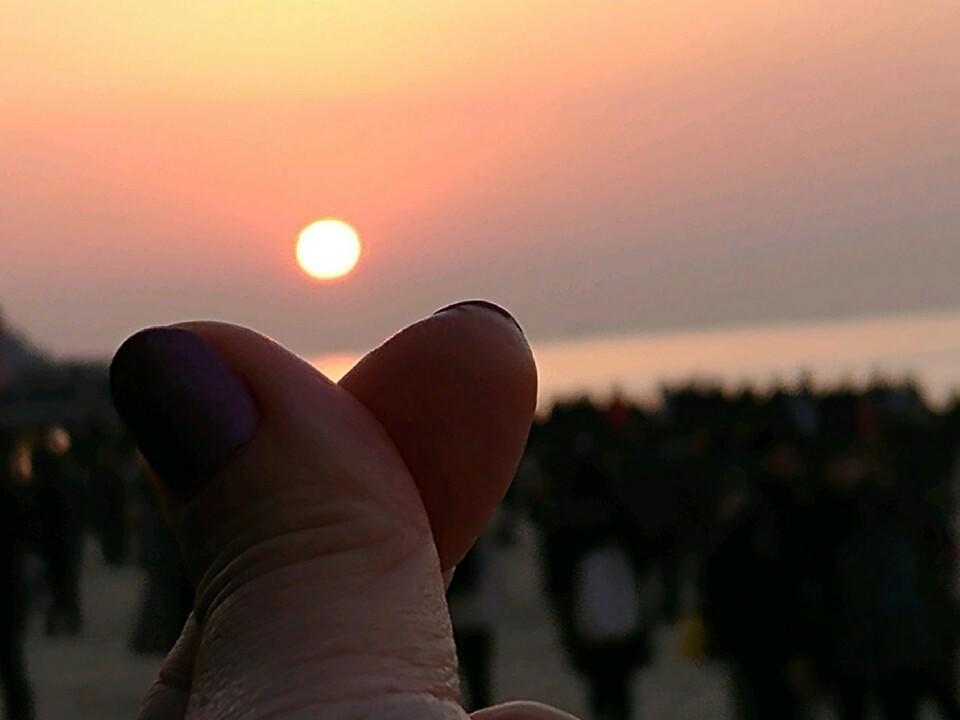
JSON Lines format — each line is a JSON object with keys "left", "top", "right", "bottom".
{"left": 296, "top": 219, "right": 362, "bottom": 280}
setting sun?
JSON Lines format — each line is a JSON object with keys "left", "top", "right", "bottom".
{"left": 296, "top": 219, "right": 362, "bottom": 280}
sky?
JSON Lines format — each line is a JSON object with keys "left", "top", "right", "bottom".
{"left": 2, "top": 1, "right": 959, "bottom": 360}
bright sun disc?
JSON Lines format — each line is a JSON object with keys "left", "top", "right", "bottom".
{"left": 296, "top": 219, "right": 362, "bottom": 279}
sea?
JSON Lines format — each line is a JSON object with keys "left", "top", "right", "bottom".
{"left": 313, "top": 308, "right": 960, "bottom": 409}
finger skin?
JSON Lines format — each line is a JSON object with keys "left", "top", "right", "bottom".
{"left": 137, "top": 615, "right": 200, "bottom": 720}
{"left": 165, "top": 320, "right": 432, "bottom": 597}
{"left": 340, "top": 304, "right": 538, "bottom": 569}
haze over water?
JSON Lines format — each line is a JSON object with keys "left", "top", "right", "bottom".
{"left": 314, "top": 308, "right": 960, "bottom": 408}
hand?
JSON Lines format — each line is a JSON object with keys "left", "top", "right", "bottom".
{"left": 110, "top": 301, "right": 577, "bottom": 720}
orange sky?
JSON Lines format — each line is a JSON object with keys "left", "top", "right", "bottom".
{"left": 2, "top": 1, "right": 959, "bottom": 358}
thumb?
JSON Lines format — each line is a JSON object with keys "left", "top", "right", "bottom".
{"left": 112, "top": 321, "right": 457, "bottom": 719}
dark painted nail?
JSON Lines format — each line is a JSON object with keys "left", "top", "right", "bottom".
{"left": 433, "top": 299, "right": 524, "bottom": 335}
{"left": 110, "top": 327, "right": 259, "bottom": 492}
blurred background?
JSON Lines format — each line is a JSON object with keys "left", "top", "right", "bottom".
{"left": 2, "top": 2, "right": 960, "bottom": 718}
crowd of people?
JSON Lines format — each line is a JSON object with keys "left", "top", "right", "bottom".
{"left": 0, "top": 423, "right": 192, "bottom": 720}
{"left": 491, "top": 380, "right": 960, "bottom": 720}
{"left": 3, "top": 378, "right": 960, "bottom": 720}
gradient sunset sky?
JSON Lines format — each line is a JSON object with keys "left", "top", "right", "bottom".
{"left": 2, "top": 1, "right": 958, "bottom": 359}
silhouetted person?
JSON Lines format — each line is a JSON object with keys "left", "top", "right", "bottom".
{"left": 448, "top": 538, "right": 498, "bottom": 710}
{"left": 572, "top": 526, "right": 650, "bottom": 720}
{"left": 89, "top": 436, "right": 131, "bottom": 567}
{"left": 1, "top": 434, "right": 37, "bottom": 720}
{"left": 543, "top": 441, "right": 650, "bottom": 720}
{"left": 32, "top": 426, "right": 85, "bottom": 636}
{"left": 815, "top": 448, "right": 933, "bottom": 720}
{"left": 911, "top": 485, "right": 960, "bottom": 720}
{"left": 700, "top": 435, "right": 815, "bottom": 720}
{"left": 888, "top": 412, "right": 960, "bottom": 718}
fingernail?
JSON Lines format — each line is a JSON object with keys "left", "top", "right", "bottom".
{"left": 110, "top": 327, "right": 258, "bottom": 492}
{"left": 433, "top": 299, "right": 524, "bottom": 335}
